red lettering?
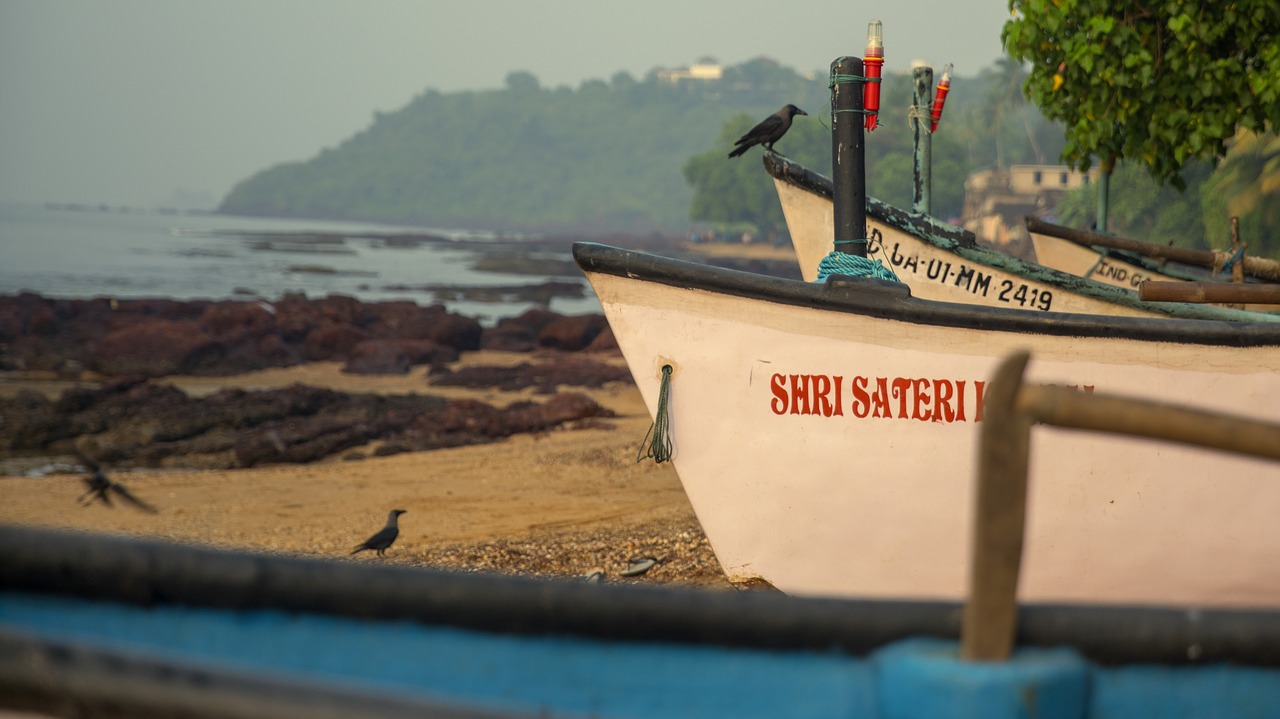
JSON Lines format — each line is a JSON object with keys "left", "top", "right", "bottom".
{"left": 833, "top": 376, "right": 844, "bottom": 416}
{"left": 974, "top": 380, "right": 988, "bottom": 422}
{"left": 852, "top": 376, "right": 870, "bottom": 418}
{"left": 891, "top": 378, "right": 912, "bottom": 418}
{"left": 789, "top": 374, "right": 810, "bottom": 415}
{"left": 770, "top": 373, "right": 788, "bottom": 415}
{"left": 956, "top": 380, "right": 967, "bottom": 421}
{"left": 912, "top": 378, "right": 932, "bottom": 421}
{"left": 813, "top": 374, "right": 833, "bottom": 417}
{"left": 933, "top": 379, "right": 956, "bottom": 423}
{"left": 871, "top": 377, "right": 891, "bottom": 418}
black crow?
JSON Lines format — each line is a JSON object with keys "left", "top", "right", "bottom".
{"left": 75, "top": 453, "right": 159, "bottom": 514}
{"left": 351, "top": 509, "right": 407, "bottom": 558}
{"left": 728, "top": 104, "right": 807, "bottom": 158}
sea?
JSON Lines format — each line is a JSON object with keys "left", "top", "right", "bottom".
{"left": 0, "top": 202, "right": 602, "bottom": 325}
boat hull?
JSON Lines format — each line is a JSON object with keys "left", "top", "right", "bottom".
{"left": 577, "top": 243, "right": 1280, "bottom": 607}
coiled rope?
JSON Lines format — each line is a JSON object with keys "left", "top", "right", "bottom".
{"left": 816, "top": 248, "right": 901, "bottom": 282}
{"left": 636, "top": 364, "right": 674, "bottom": 464}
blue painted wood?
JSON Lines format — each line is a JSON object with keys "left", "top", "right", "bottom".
{"left": 0, "top": 592, "right": 876, "bottom": 719}
{"left": 5, "top": 591, "right": 1280, "bottom": 719}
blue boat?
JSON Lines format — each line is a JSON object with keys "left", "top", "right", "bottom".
{"left": 2, "top": 524, "right": 1278, "bottom": 718}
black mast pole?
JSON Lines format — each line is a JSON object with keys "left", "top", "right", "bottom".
{"left": 831, "top": 56, "right": 867, "bottom": 257}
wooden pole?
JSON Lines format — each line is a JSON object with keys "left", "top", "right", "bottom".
{"left": 831, "top": 56, "right": 867, "bottom": 257}
{"left": 961, "top": 351, "right": 1031, "bottom": 662}
{"left": 1138, "top": 281, "right": 1280, "bottom": 305}
{"left": 963, "top": 351, "right": 1280, "bottom": 663}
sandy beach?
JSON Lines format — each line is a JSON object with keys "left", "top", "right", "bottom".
{"left": 0, "top": 352, "right": 734, "bottom": 589}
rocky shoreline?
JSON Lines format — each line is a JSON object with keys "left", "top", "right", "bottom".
{"left": 0, "top": 292, "right": 633, "bottom": 472}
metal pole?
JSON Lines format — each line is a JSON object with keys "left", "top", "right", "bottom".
{"left": 912, "top": 66, "right": 933, "bottom": 215}
{"left": 1095, "top": 168, "right": 1110, "bottom": 233}
{"left": 831, "top": 56, "right": 867, "bottom": 257}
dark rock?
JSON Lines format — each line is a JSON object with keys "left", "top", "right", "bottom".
{"left": 342, "top": 340, "right": 411, "bottom": 375}
{"left": 91, "top": 319, "right": 223, "bottom": 376}
{"left": 537, "top": 314, "right": 609, "bottom": 351}
{"left": 303, "top": 321, "right": 369, "bottom": 361}
{"left": 429, "top": 355, "right": 631, "bottom": 394}
{"left": 426, "top": 313, "right": 482, "bottom": 351}
{"left": 481, "top": 309, "right": 563, "bottom": 352}
{"left": 585, "top": 326, "right": 619, "bottom": 353}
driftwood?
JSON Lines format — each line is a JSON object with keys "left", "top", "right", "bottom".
{"left": 1025, "top": 217, "right": 1280, "bottom": 282}
{"left": 962, "top": 351, "right": 1280, "bottom": 662}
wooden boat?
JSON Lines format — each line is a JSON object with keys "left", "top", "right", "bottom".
{"left": 3, "top": 524, "right": 1279, "bottom": 718}
{"left": 574, "top": 241, "right": 1280, "bottom": 609}
{"left": 763, "top": 153, "right": 1278, "bottom": 322}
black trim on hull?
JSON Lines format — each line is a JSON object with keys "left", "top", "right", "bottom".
{"left": 573, "top": 242, "right": 1280, "bottom": 347}
{"left": 2, "top": 526, "right": 1279, "bottom": 667}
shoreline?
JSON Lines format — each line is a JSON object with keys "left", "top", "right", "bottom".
{"left": 0, "top": 357, "right": 736, "bottom": 590}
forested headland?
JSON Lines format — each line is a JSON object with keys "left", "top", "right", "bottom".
{"left": 219, "top": 58, "right": 1055, "bottom": 233}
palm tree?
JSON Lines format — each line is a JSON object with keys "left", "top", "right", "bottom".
{"left": 985, "top": 57, "right": 1045, "bottom": 167}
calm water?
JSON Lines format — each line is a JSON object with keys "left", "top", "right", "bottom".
{"left": 0, "top": 203, "right": 600, "bottom": 325}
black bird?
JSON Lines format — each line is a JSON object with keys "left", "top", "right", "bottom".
{"left": 727, "top": 104, "right": 807, "bottom": 158}
{"left": 75, "top": 454, "right": 159, "bottom": 514}
{"left": 351, "top": 509, "right": 407, "bottom": 558}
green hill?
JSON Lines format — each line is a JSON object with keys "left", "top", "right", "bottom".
{"left": 220, "top": 59, "right": 835, "bottom": 232}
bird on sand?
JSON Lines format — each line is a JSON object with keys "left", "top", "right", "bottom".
{"left": 727, "top": 104, "right": 807, "bottom": 158}
{"left": 351, "top": 509, "right": 407, "bottom": 558}
{"left": 75, "top": 453, "right": 159, "bottom": 514}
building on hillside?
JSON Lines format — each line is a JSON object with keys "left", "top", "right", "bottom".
{"left": 961, "top": 164, "right": 1097, "bottom": 259}
{"left": 657, "top": 58, "right": 724, "bottom": 83}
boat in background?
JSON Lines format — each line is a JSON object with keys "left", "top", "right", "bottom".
{"left": 764, "top": 153, "right": 1278, "bottom": 322}
{"left": 575, "top": 241, "right": 1280, "bottom": 607}
{"left": 1026, "top": 216, "right": 1280, "bottom": 312}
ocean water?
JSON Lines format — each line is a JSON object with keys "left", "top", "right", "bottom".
{"left": 0, "top": 203, "right": 601, "bottom": 325}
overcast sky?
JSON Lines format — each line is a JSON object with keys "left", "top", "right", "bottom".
{"left": 0, "top": 0, "right": 1011, "bottom": 208}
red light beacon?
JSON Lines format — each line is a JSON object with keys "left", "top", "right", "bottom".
{"left": 863, "top": 20, "right": 883, "bottom": 131}
{"left": 930, "top": 63, "right": 953, "bottom": 132}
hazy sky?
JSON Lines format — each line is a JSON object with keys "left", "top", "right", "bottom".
{"left": 0, "top": 0, "right": 1011, "bottom": 208}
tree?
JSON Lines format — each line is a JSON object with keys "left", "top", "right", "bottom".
{"left": 1003, "top": 0, "right": 1280, "bottom": 189}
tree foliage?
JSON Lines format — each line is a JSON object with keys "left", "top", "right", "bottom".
{"left": 1003, "top": 0, "right": 1280, "bottom": 188}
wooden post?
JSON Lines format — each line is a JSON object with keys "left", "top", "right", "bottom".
{"left": 961, "top": 351, "right": 1032, "bottom": 662}
{"left": 831, "top": 56, "right": 867, "bottom": 257}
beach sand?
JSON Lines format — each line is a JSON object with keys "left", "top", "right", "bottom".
{"left": 0, "top": 352, "right": 734, "bottom": 589}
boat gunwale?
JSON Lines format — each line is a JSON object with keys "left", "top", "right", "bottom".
{"left": 2, "top": 525, "right": 1280, "bottom": 667}
{"left": 573, "top": 242, "right": 1280, "bottom": 348}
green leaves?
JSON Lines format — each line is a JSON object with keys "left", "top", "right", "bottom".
{"left": 1005, "top": 0, "right": 1280, "bottom": 186}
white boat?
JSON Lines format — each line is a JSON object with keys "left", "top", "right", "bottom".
{"left": 764, "top": 154, "right": 1277, "bottom": 322}
{"left": 575, "top": 241, "right": 1280, "bottom": 608}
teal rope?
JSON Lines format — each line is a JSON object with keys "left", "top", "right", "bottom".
{"left": 1220, "top": 245, "right": 1246, "bottom": 274}
{"left": 636, "top": 364, "right": 674, "bottom": 464}
{"left": 816, "top": 249, "right": 901, "bottom": 282}
{"left": 828, "top": 71, "right": 880, "bottom": 116}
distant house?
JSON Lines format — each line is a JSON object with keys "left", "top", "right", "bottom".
{"left": 658, "top": 58, "right": 724, "bottom": 83}
{"left": 961, "top": 164, "right": 1096, "bottom": 258}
